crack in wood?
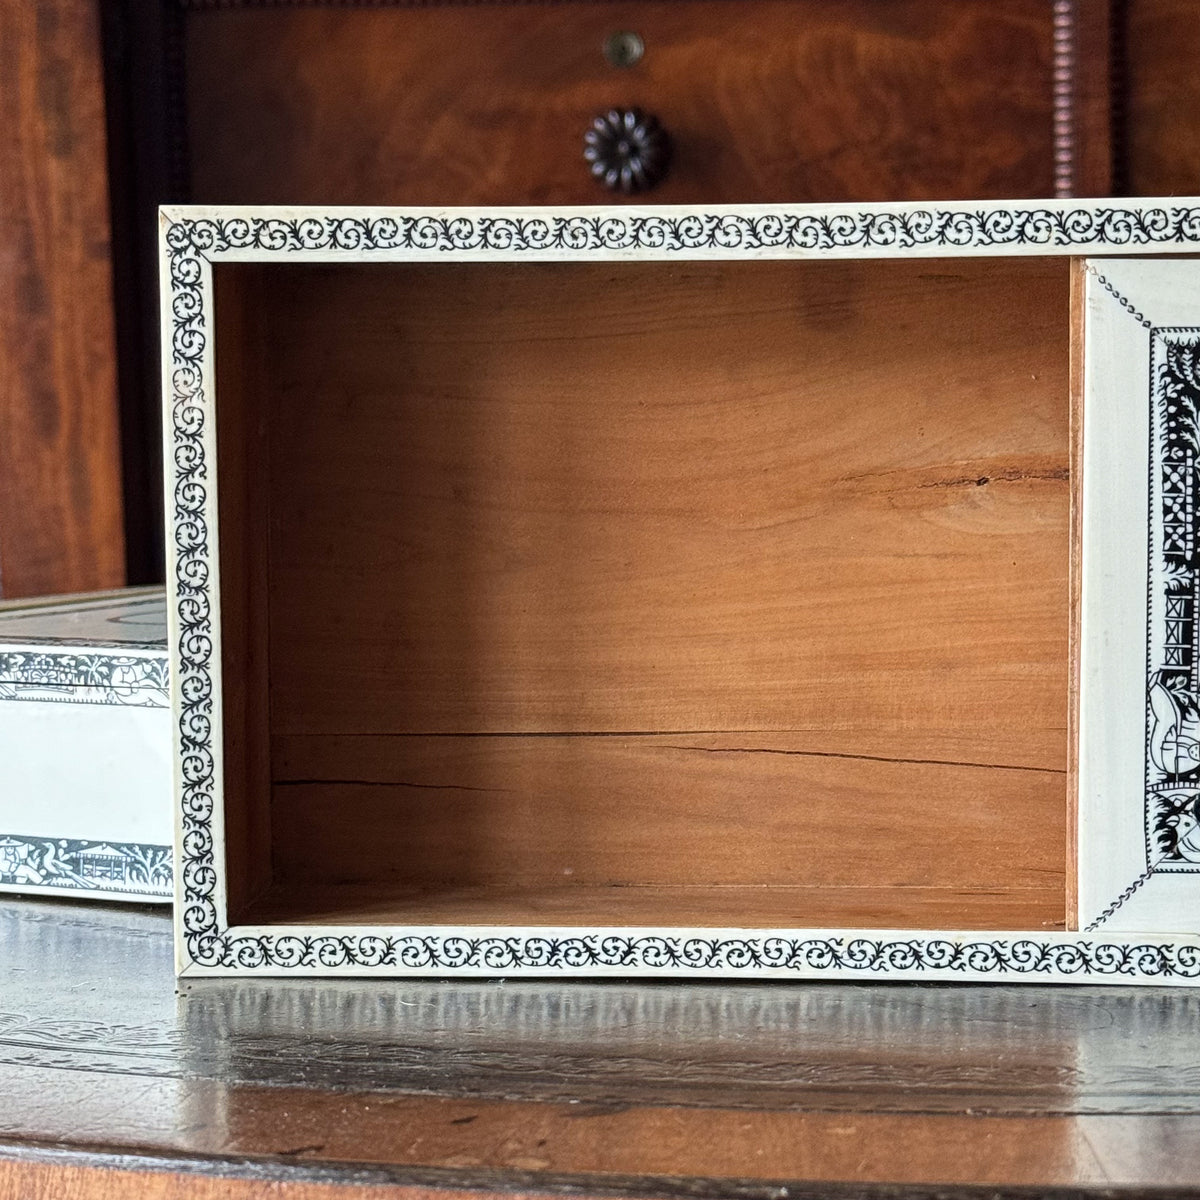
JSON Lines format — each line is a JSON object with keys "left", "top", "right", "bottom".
{"left": 918, "top": 467, "right": 1071, "bottom": 490}
{"left": 835, "top": 465, "right": 1069, "bottom": 490}
{"left": 657, "top": 746, "right": 1065, "bottom": 776}
{"left": 274, "top": 779, "right": 508, "bottom": 793}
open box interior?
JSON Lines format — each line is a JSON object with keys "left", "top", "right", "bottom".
{"left": 214, "top": 255, "right": 1074, "bottom": 933}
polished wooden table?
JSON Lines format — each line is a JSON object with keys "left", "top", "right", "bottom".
{"left": 2, "top": 896, "right": 1200, "bottom": 1198}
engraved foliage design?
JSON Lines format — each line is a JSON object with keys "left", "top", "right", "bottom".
{"left": 167, "top": 206, "right": 1200, "bottom": 975}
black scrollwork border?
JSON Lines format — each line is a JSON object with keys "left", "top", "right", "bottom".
{"left": 166, "top": 205, "right": 1200, "bottom": 260}
{"left": 167, "top": 204, "right": 1200, "bottom": 978}
{"left": 199, "top": 932, "right": 1199, "bottom": 978}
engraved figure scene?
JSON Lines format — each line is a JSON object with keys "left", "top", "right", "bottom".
{"left": 1149, "top": 338, "right": 1200, "bottom": 865}
{"left": 0, "top": 837, "right": 171, "bottom": 894}
{"left": 0, "top": 652, "right": 168, "bottom": 707}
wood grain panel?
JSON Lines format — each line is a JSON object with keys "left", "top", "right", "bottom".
{"left": 1125, "top": 0, "right": 1200, "bottom": 196}
{"left": 248, "top": 258, "right": 1071, "bottom": 743}
{"left": 214, "top": 266, "right": 274, "bottom": 919}
{"left": 247, "top": 881, "right": 1065, "bottom": 931}
{"left": 214, "top": 254, "right": 1072, "bottom": 932}
{"left": 1067, "top": 258, "right": 1087, "bottom": 929}
{"left": 0, "top": 1159, "right": 399, "bottom": 1200}
{"left": 184, "top": 1, "right": 1065, "bottom": 206}
{"left": 267, "top": 733, "right": 1065, "bottom": 929}
{"left": 0, "top": 1111, "right": 1103, "bottom": 1197}
{"left": 210, "top": 1095, "right": 1106, "bottom": 1188}
{"left": 1065, "top": 0, "right": 1114, "bottom": 196}
{"left": 0, "top": 0, "right": 125, "bottom": 597}
{"left": 18, "top": 1094, "right": 1200, "bottom": 1192}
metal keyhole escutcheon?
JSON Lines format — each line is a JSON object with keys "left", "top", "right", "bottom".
{"left": 583, "top": 108, "right": 672, "bottom": 194}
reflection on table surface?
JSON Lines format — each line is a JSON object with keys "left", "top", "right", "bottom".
{"left": 3, "top": 896, "right": 1200, "bottom": 1190}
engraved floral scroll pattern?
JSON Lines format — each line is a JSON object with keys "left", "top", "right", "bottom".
{"left": 168, "top": 206, "right": 1200, "bottom": 260}
{"left": 166, "top": 205, "right": 1200, "bottom": 976}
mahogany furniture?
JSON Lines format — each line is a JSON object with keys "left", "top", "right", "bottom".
{"left": 8, "top": 896, "right": 1200, "bottom": 1195}
{"left": 104, "top": 0, "right": 1120, "bottom": 590}
{"left": 174, "top": 1, "right": 1113, "bottom": 205}
{"left": 27, "top": 0, "right": 1200, "bottom": 601}
{"left": 0, "top": 0, "right": 125, "bottom": 598}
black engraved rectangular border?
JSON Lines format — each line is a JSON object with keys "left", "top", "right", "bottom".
{"left": 165, "top": 203, "right": 1200, "bottom": 978}
{"left": 1147, "top": 328, "right": 1200, "bottom": 872}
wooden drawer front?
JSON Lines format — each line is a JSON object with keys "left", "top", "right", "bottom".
{"left": 183, "top": 1, "right": 1090, "bottom": 206}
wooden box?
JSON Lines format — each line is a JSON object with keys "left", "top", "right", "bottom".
{"left": 163, "top": 200, "right": 1200, "bottom": 980}
{"left": 0, "top": 588, "right": 172, "bottom": 902}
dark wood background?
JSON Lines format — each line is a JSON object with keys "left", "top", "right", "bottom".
{"left": 0, "top": 0, "right": 126, "bottom": 598}
{"left": 6, "top": 8, "right": 1200, "bottom": 1193}
{"left": 10, "top": 0, "right": 1200, "bottom": 596}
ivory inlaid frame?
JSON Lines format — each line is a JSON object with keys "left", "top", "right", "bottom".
{"left": 162, "top": 200, "right": 1200, "bottom": 981}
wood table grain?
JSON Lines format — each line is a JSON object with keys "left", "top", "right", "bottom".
{"left": 2, "top": 897, "right": 1200, "bottom": 1197}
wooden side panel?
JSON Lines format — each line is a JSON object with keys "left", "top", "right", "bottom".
{"left": 268, "top": 733, "right": 1066, "bottom": 929}
{"left": 259, "top": 258, "right": 1071, "bottom": 745}
{"left": 211, "top": 255, "right": 1072, "bottom": 932}
{"left": 214, "top": 268, "right": 274, "bottom": 922}
{"left": 0, "top": 0, "right": 124, "bottom": 597}
{"left": 1067, "top": 258, "right": 1087, "bottom": 931}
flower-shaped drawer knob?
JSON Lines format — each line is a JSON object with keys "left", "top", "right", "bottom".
{"left": 583, "top": 108, "right": 672, "bottom": 194}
